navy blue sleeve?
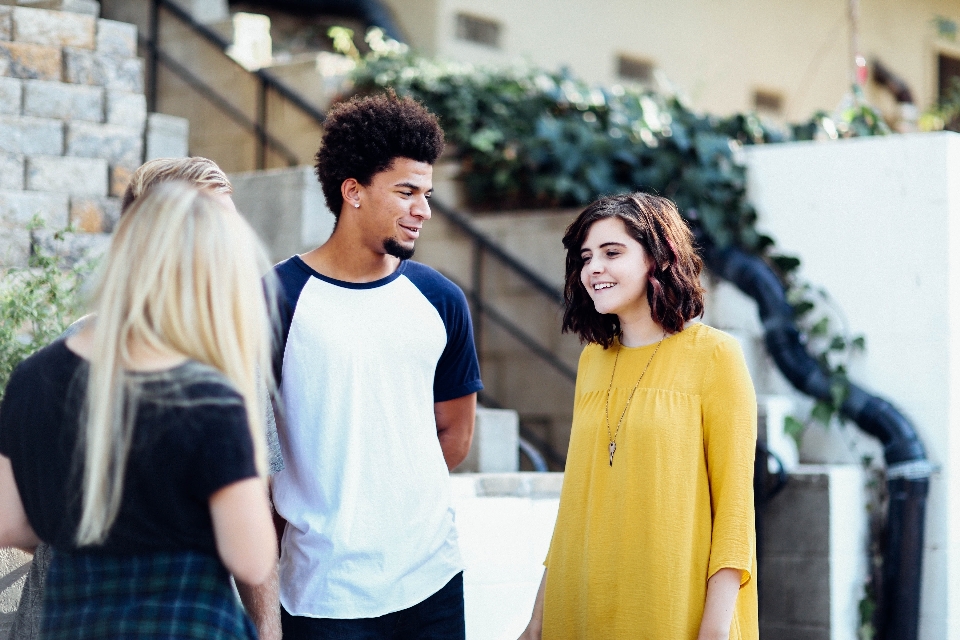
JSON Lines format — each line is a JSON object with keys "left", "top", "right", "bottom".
{"left": 404, "top": 262, "right": 483, "bottom": 402}
{"left": 270, "top": 257, "right": 313, "bottom": 385}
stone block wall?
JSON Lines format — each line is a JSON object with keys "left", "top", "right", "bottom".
{"left": 0, "top": 2, "right": 144, "bottom": 262}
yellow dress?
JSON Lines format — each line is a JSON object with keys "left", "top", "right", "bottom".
{"left": 543, "top": 322, "right": 758, "bottom": 640}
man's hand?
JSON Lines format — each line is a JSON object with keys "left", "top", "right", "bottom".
{"left": 236, "top": 569, "right": 281, "bottom": 640}
{"left": 235, "top": 481, "right": 285, "bottom": 640}
{"left": 435, "top": 393, "right": 477, "bottom": 470}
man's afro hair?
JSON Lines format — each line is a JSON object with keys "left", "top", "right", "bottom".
{"left": 314, "top": 92, "right": 445, "bottom": 217}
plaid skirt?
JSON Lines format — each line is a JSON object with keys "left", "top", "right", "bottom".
{"left": 42, "top": 549, "right": 258, "bottom": 640}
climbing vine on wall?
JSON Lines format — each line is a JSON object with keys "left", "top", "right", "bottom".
{"left": 339, "top": 29, "right": 888, "bottom": 428}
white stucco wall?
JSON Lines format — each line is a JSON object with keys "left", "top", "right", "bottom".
{"left": 744, "top": 131, "right": 960, "bottom": 640}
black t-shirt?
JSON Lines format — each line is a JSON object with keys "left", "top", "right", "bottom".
{"left": 0, "top": 340, "right": 258, "bottom": 555}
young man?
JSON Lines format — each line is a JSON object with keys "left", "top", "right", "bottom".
{"left": 9, "top": 157, "right": 284, "bottom": 640}
{"left": 269, "top": 93, "right": 482, "bottom": 639}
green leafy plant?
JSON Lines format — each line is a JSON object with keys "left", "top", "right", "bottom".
{"left": 920, "top": 76, "right": 960, "bottom": 132}
{"left": 858, "top": 456, "right": 888, "bottom": 639}
{"left": 339, "top": 28, "right": 886, "bottom": 429}
{"left": 0, "top": 220, "right": 90, "bottom": 393}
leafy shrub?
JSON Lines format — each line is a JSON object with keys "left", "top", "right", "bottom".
{"left": 0, "top": 223, "right": 89, "bottom": 393}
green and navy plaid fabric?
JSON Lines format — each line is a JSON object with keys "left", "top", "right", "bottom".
{"left": 42, "top": 549, "right": 257, "bottom": 640}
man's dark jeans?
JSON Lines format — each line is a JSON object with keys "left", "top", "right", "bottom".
{"left": 280, "top": 572, "right": 465, "bottom": 640}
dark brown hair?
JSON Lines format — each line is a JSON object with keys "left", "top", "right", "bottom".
{"left": 561, "top": 192, "right": 705, "bottom": 347}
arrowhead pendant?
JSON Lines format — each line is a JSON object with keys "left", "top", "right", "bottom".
{"left": 609, "top": 441, "right": 616, "bottom": 466}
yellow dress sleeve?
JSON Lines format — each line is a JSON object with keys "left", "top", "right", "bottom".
{"left": 701, "top": 336, "right": 757, "bottom": 586}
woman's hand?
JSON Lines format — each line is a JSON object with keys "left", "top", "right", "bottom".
{"left": 518, "top": 569, "right": 547, "bottom": 640}
{"left": 0, "top": 454, "right": 39, "bottom": 551}
{"left": 697, "top": 567, "right": 741, "bottom": 640}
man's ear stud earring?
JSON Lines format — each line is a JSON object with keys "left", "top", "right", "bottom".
{"left": 354, "top": 202, "right": 360, "bottom": 208}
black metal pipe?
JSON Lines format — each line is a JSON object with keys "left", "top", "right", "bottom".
{"left": 877, "top": 477, "right": 928, "bottom": 640}
{"left": 702, "top": 239, "right": 930, "bottom": 640}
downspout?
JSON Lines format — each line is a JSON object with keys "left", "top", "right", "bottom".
{"left": 702, "top": 240, "right": 931, "bottom": 640}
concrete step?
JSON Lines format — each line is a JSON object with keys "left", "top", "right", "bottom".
{"left": 454, "top": 407, "right": 520, "bottom": 474}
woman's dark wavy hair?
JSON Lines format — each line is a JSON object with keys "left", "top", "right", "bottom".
{"left": 314, "top": 91, "right": 444, "bottom": 218}
{"left": 561, "top": 192, "right": 705, "bottom": 348}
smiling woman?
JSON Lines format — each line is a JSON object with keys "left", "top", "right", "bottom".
{"left": 518, "top": 192, "right": 758, "bottom": 640}
{"left": 562, "top": 193, "right": 705, "bottom": 348}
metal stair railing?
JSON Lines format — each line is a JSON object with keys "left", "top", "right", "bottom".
{"left": 429, "top": 200, "right": 576, "bottom": 383}
{"left": 428, "top": 199, "right": 578, "bottom": 467}
{"left": 145, "top": 0, "right": 326, "bottom": 169}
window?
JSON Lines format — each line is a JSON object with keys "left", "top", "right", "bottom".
{"left": 753, "top": 89, "right": 784, "bottom": 114}
{"left": 616, "top": 55, "right": 654, "bottom": 83}
{"left": 939, "top": 53, "right": 960, "bottom": 99}
{"left": 455, "top": 13, "right": 501, "bottom": 48}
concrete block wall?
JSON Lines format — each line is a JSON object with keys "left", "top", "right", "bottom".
{"left": 743, "top": 132, "right": 960, "bottom": 640}
{"left": 455, "top": 407, "right": 520, "bottom": 473}
{"left": 0, "top": 2, "right": 146, "bottom": 255}
{"left": 0, "top": 2, "right": 189, "bottom": 250}
{"left": 229, "top": 165, "right": 334, "bottom": 262}
{"left": 760, "top": 465, "right": 868, "bottom": 640}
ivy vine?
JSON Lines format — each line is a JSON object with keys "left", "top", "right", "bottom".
{"left": 338, "top": 28, "right": 888, "bottom": 431}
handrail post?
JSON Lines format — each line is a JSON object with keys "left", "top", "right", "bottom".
{"left": 471, "top": 237, "right": 484, "bottom": 365}
{"left": 147, "top": 0, "right": 159, "bottom": 112}
{"left": 256, "top": 78, "right": 267, "bottom": 170}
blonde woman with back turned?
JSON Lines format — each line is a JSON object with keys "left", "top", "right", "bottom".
{"left": 0, "top": 183, "right": 277, "bottom": 639}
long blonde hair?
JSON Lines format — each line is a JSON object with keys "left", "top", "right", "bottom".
{"left": 76, "top": 182, "right": 275, "bottom": 546}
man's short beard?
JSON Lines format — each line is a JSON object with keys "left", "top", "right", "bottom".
{"left": 383, "top": 237, "right": 415, "bottom": 260}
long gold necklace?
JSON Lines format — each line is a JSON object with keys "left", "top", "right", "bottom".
{"left": 604, "top": 332, "right": 666, "bottom": 466}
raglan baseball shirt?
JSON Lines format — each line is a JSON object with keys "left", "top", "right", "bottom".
{"left": 271, "top": 255, "right": 483, "bottom": 619}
